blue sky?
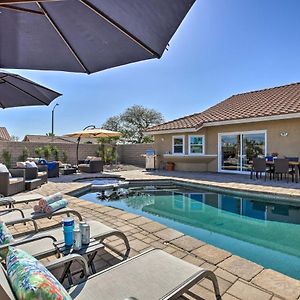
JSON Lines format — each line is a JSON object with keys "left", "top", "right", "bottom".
{"left": 3, "top": 0, "right": 300, "bottom": 139}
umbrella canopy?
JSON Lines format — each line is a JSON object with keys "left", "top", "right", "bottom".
{"left": 0, "top": 0, "right": 195, "bottom": 74}
{"left": 65, "top": 128, "right": 121, "bottom": 165}
{"left": 65, "top": 128, "right": 121, "bottom": 138}
{"left": 0, "top": 71, "right": 61, "bottom": 108}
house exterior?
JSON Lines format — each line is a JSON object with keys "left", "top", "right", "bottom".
{"left": 146, "top": 83, "right": 300, "bottom": 173}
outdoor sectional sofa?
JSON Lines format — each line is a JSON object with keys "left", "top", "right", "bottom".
{"left": 78, "top": 158, "right": 103, "bottom": 173}
{"left": 0, "top": 169, "right": 25, "bottom": 197}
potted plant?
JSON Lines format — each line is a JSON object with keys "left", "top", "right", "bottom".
{"left": 165, "top": 162, "right": 175, "bottom": 171}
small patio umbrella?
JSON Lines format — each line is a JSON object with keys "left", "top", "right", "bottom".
{"left": 0, "top": 0, "right": 195, "bottom": 74}
{"left": 0, "top": 71, "right": 61, "bottom": 108}
{"left": 64, "top": 127, "right": 121, "bottom": 164}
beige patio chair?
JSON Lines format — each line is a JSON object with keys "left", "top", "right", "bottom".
{"left": 0, "top": 249, "right": 221, "bottom": 300}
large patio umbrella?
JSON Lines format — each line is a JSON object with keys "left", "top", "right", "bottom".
{"left": 0, "top": 0, "right": 195, "bottom": 74}
{"left": 64, "top": 127, "right": 121, "bottom": 164}
{"left": 0, "top": 71, "right": 61, "bottom": 108}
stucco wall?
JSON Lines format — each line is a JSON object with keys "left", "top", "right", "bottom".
{"left": 117, "top": 143, "right": 154, "bottom": 167}
{"left": 153, "top": 118, "right": 300, "bottom": 172}
{"left": 0, "top": 141, "right": 154, "bottom": 168}
{"left": 0, "top": 141, "right": 100, "bottom": 166}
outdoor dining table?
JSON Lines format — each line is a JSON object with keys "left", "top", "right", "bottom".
{"left": 266, "top": 160, "right": 300, "bottom": 183}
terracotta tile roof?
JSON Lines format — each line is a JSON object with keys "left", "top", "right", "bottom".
{"left": 23, "top": 135, "right": 75, "bottom": 143}
{"left": 0, "top": 127, "right": 10, "bottom": 141}
{"left": 147, "top": 82, "right": 300, "bottom": 132}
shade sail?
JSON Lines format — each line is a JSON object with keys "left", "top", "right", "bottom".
{"left": 64, "top": 128, "right": 121, "bottom": 138}
{"left": 0, "top": 71, "right": 61, "bottom": 108}
{"left": 0, "top": 0, "right": 195, "bottom": 74}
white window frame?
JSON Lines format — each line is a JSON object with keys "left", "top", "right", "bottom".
{"left": 188, "top": 135, "right": 205, "bottom": 155}
{"left": 172, "top": 135, "right": 185, "bottom": 155}
{"left": 217, "top": 130, "right": 267, "bottom": 174}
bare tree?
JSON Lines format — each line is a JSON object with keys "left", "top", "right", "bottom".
{"left": 10, "top": 135, "right": 20, "bottom": 141}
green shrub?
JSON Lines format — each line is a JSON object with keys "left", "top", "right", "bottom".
{"left": 35, "top": 147, "right": 44, "bottom": 158}
{"left": 96, "top": 144, "right": 105, "bottom": 161}
{"left": 18, "top": 147, "right": 30, "bottom": 162}
{"left": 61, "top": 151, "right": 68, "bottom": 163}
{"left": 43, "top": 145, "right": 52, "bottom": 161}
{"left": 2, "top": 150, "right": 11, "bottom": 168}
{"left": 51, "top": 146, "right": 60, "bottom": 161}
{"left": 96, "top": 145, "right": 116, "bottom": 164}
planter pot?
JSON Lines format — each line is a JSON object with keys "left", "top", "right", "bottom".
{"left": 165, "top": 162, "right": 175, "bottom": 171}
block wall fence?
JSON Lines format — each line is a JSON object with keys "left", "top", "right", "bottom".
{"left": 0, "top": 141, "right": 154, "bottom": 167}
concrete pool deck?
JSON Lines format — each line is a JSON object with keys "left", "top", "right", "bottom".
{"left": 10, "top": 170, "right": 300, "bottom": 299}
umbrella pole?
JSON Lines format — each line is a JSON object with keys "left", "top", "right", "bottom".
{"left": 76, "top": 136, "right": 81, "bottom": 165}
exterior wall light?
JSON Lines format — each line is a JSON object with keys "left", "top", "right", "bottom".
{"left": 280, "top": 132, "right": 288, "bottom": 137}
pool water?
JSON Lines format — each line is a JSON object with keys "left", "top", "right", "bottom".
{"left": 80, "top": 186, "right": 300, "bottom": 279}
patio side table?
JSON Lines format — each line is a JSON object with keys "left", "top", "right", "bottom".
{"left": 54, "top": 239, "right": 104, "bottom": 285}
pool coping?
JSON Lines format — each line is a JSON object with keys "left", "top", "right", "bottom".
{"left": 70, "top": 177, "right": 300, "bottom": 204}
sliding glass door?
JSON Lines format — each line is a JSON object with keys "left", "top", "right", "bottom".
{"left": 220, "top": 134, "right": 241, "bottom": 171}
{"left": 219, "top": 131, "right": 266, "bottom": 173}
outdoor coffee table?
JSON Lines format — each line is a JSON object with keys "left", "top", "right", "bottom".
{"left": 53, "top": 239, "right": 104, "bottom": 285}
{"left": 61, "top": 167, "right": 77, "bottom": 175}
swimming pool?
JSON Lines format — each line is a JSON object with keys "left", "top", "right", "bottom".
{"left": 79, "top": 184, "right": 300, "bottom": 279}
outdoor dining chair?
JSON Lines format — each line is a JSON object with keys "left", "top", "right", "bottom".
{"left": 285, "top": 156, "right": 299, "bottom": 182}
{"left": 274, "top": 159, "right": 290, "bottom": 182}
{"left": 250, "top": 158, "right": 269, "bottom": 180}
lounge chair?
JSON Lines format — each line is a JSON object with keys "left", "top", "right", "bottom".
{"left": 0, "top": 206, "right": 83, "bottom": 224}
{"left": 3, "top": 218, "right": 129, "bottom": 260}
{"left": 0, "top": 169, "right": 25, "bottom": 197}
{"left": 0, "top": 207, "right": 130, "bottom": 260}
{"left": 0, "top": 249, "right": 221, "bottom": 300}
{"left": 0, "top": 193, "right": 43, "bottom": 208}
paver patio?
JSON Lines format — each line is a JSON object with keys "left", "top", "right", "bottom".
{"left": 9, "top": 169, "right": 300, "bottom": 299}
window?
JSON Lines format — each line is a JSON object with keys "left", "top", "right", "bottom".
{"left": 189, "top": 135, "right": 204, "bottom": 154}
{"left": 172, "top": 136, "right": 184, "bottom": 154}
